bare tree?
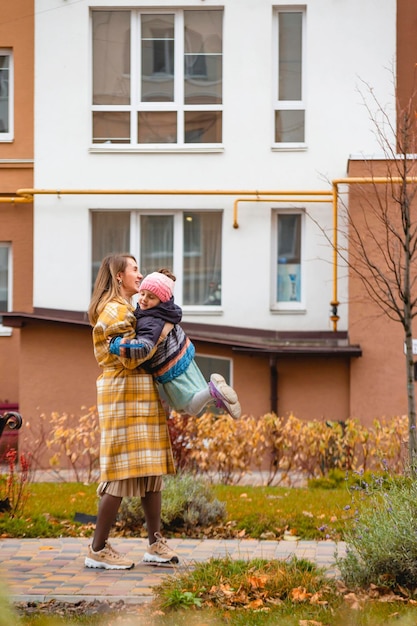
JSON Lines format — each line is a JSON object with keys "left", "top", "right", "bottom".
{"left": 335, "top": 79, "right": 417, "bottom": 470}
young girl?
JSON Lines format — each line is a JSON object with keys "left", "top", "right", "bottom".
{"left": 109, "top": 269, "right": 241, "bottom": 419}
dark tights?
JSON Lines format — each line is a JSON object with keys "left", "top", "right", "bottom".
{"left": 92, "top": 490, "right": 162, "bottom": 552}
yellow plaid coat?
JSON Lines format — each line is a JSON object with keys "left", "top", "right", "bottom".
{"left": 93, "top": 299, "right": 175, "bottom": 482}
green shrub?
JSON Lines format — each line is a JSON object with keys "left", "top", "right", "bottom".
{"left": 118, "top": 473, "right": 226, "bottom": 532}
{"left": 337, "top": 473, "right": 417, "bottom": 590}
{"left": 308, "top": 469, "right": 347, "bottom": 489}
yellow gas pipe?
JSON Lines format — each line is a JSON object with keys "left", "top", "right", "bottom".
{"left": 3, "top": 178, "right": 413, "bottom": 332}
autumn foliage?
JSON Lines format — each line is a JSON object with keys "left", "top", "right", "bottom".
{"left": 18, "top": 409, "right": 409, "bottom": 484}
{"left": 168, "top": 412, "right": 409, "bottom": 484}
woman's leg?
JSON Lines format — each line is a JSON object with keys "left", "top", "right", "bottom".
{"left": 141, "top": 489, "right": 161, "bottom": 544}
{"left": 141, "top": 488, "right": 179, "bottom": 564}
{"left": 92, "top": 493, "right": 122, "bottom": 551}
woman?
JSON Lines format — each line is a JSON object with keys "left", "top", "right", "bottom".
{"left": 85, "top": 253, "right": 178, "bottom": 569}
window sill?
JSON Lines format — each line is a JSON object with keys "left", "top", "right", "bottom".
{"left": 270, "top": 307, "right": 306, "bottom": 315}
{"left": 89, "top": 146, "right": 224, "bottom": 154}
{"left": 182, "top": 306, "right": 223, "bottom": 316}
{"left": 0, "top": 325, "right": 13, "bottom": 336}
{"left": 271, "top": 144, "right": 307, "bottom": 152}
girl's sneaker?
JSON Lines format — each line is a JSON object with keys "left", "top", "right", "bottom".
{"left": 209, "top": 373, "right": 242, "bottom": 419}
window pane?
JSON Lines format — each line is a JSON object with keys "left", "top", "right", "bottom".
{"left": 184, "top": 10, "right": 222, "bottom": 105}
{"left": 277, "top": 214, "right": 301, "bottom": 302}
{"left": 91, "top": 212, "right": 130, "bottom": 288}
{"left": 0, "top": 245, "right": 9, "bottom": 311}
{"left": 140, "top": 215, "right": 174, "bottom": 276}
{"left": 138, "top": 111, "right": 177, "bottom": 143}
{"left": 195, "top": 355, "right": 231, "bottom": 384}
{"left": 278, "top": 12, "right": 302, "bottom": 101}
{"left": 92, "top": 11, "right": 130, "bottom": 105}
{"left": 183, "top": 212, "right": 222, "bottom": 305}
{"left": 93, "top": 112, "right": 130, "bottom": 144}
{"left": 184, "top": 111, "right": 222, "bottom": 143}
{"left": 0, "top": 55, "right": 9, "bottom": 133}
{"left": 141, "top": 15, "right": 174, "bottom": 102}
{"left": 275, "top": 110, "right": 304, "bottom": 143}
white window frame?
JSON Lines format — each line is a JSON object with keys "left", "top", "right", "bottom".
{"left": 0, "top": 243, "right": 12, "bottom": 336}
{"left": 90, "top": 8, "right": 223, "bottom": 153}
{"left": 0, "top": 49, "right": 13, "bottom": 142}
{"left": 271, "top": 209, "right": 305, "bottom": 312}
{"left": 272, "top": 7, "right": 306, "bottom": 150}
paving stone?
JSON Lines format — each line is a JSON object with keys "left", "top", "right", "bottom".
{"left": 0, "top": 537, "right": 345, "bottom": 604}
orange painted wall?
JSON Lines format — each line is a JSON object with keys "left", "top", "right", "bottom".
{"left": 0, "top": 0, "right": 34, "bottom": 160}
{"left": 18, "top": 323, "right": 100, "bottom": 424}
{"left": 347, "top": 160, "right": 417, "bottom": 423}
{"left": 397, "top": 0, "right": 417, "bottom": 122}
{"left": 0, "top": 0, "right": 34, "bottom": 407}
{"left": 176, "top": 340, "right": 350, "bottom": 422}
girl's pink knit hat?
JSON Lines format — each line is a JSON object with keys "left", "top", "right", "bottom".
{"left": 139, "top": 272, "right": 174, "bottom": 302}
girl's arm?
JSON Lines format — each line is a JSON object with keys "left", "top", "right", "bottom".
{"left": 109, "top": 322, "right": 174, "bottom": 358}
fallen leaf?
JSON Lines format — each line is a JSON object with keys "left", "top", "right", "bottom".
{"left": 377, "top": 593, "right": 406, "bottom": 603}
{"left": 219, "top": 583, "right": 235, "bottom": 597}
{"left": 247, "top": 575, "right": 268, "bottom": 589}
{"left": 310, "top": 592, "right": 328, "bottom": 606}
{"left": 343, "top": 592, "right": 364, "bottom": 610}
{"left": 291, "top": 586, "right": 311, "bottom": 602}
{"left": 248, "top": 599, "right": 264, "bottom": 609}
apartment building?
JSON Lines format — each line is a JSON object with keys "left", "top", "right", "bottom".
{"left": 3, "top": 0, "right": 417, "bottom": 434}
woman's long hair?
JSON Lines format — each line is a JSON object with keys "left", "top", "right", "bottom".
{"left": 88, "top": 253, "right": 136, "bottom": 326}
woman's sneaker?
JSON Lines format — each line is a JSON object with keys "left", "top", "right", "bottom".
{"left": 209, "top": 373, "right": 242, "bottom": 419}
{"left": 85, "top": 541, "right": 134, "bottom": 570}
{"left": 142, "top": 532, "right": 179, "bottom": 565}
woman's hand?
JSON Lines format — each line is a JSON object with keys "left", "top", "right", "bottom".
{"left": 157, "top": 322, "right": 174, "bottom": 345}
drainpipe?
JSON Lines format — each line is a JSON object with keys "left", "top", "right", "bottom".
{"left": 270, "top": 356, "right": 278, "bottom": 414}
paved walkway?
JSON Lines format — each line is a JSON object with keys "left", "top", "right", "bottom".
{"left": 0, "top": 537, "right": 346, "bottom": 605}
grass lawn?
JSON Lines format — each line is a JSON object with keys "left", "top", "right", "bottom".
{"left": 212, "top": 483, "right": 352, "bottom": 540}
{"left": 1, "top": 477, "right": 415, "bottom": 626}
{"left": 0, "top": 480, "right": 353, "bottom": 540}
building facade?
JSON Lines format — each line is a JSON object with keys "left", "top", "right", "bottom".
{"left": 2, "top": 0, "right": 417, "bottom": 438}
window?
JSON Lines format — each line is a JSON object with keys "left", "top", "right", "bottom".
{"left": 91, "top": 210, "right": 222, "bottom": 306}
{"left": 195, "top": 355, "right": 232, "bottom": 385}
{"left": 0, "top": 244, "right": 12, "bottom": 331}
{"left": 0, "top": 50, "right": 13, "bottom": 141}
{"left": 273, "top": 9, "right": 305, "bottom": 146}
{"left": 91, "top": 212, "right": 131, "bottom": 287}
{"left": 92, "top": 9, "right": 223, "bottom": 147}
{"left": 274, "top": 213, "right": 303, "bottom": 307}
